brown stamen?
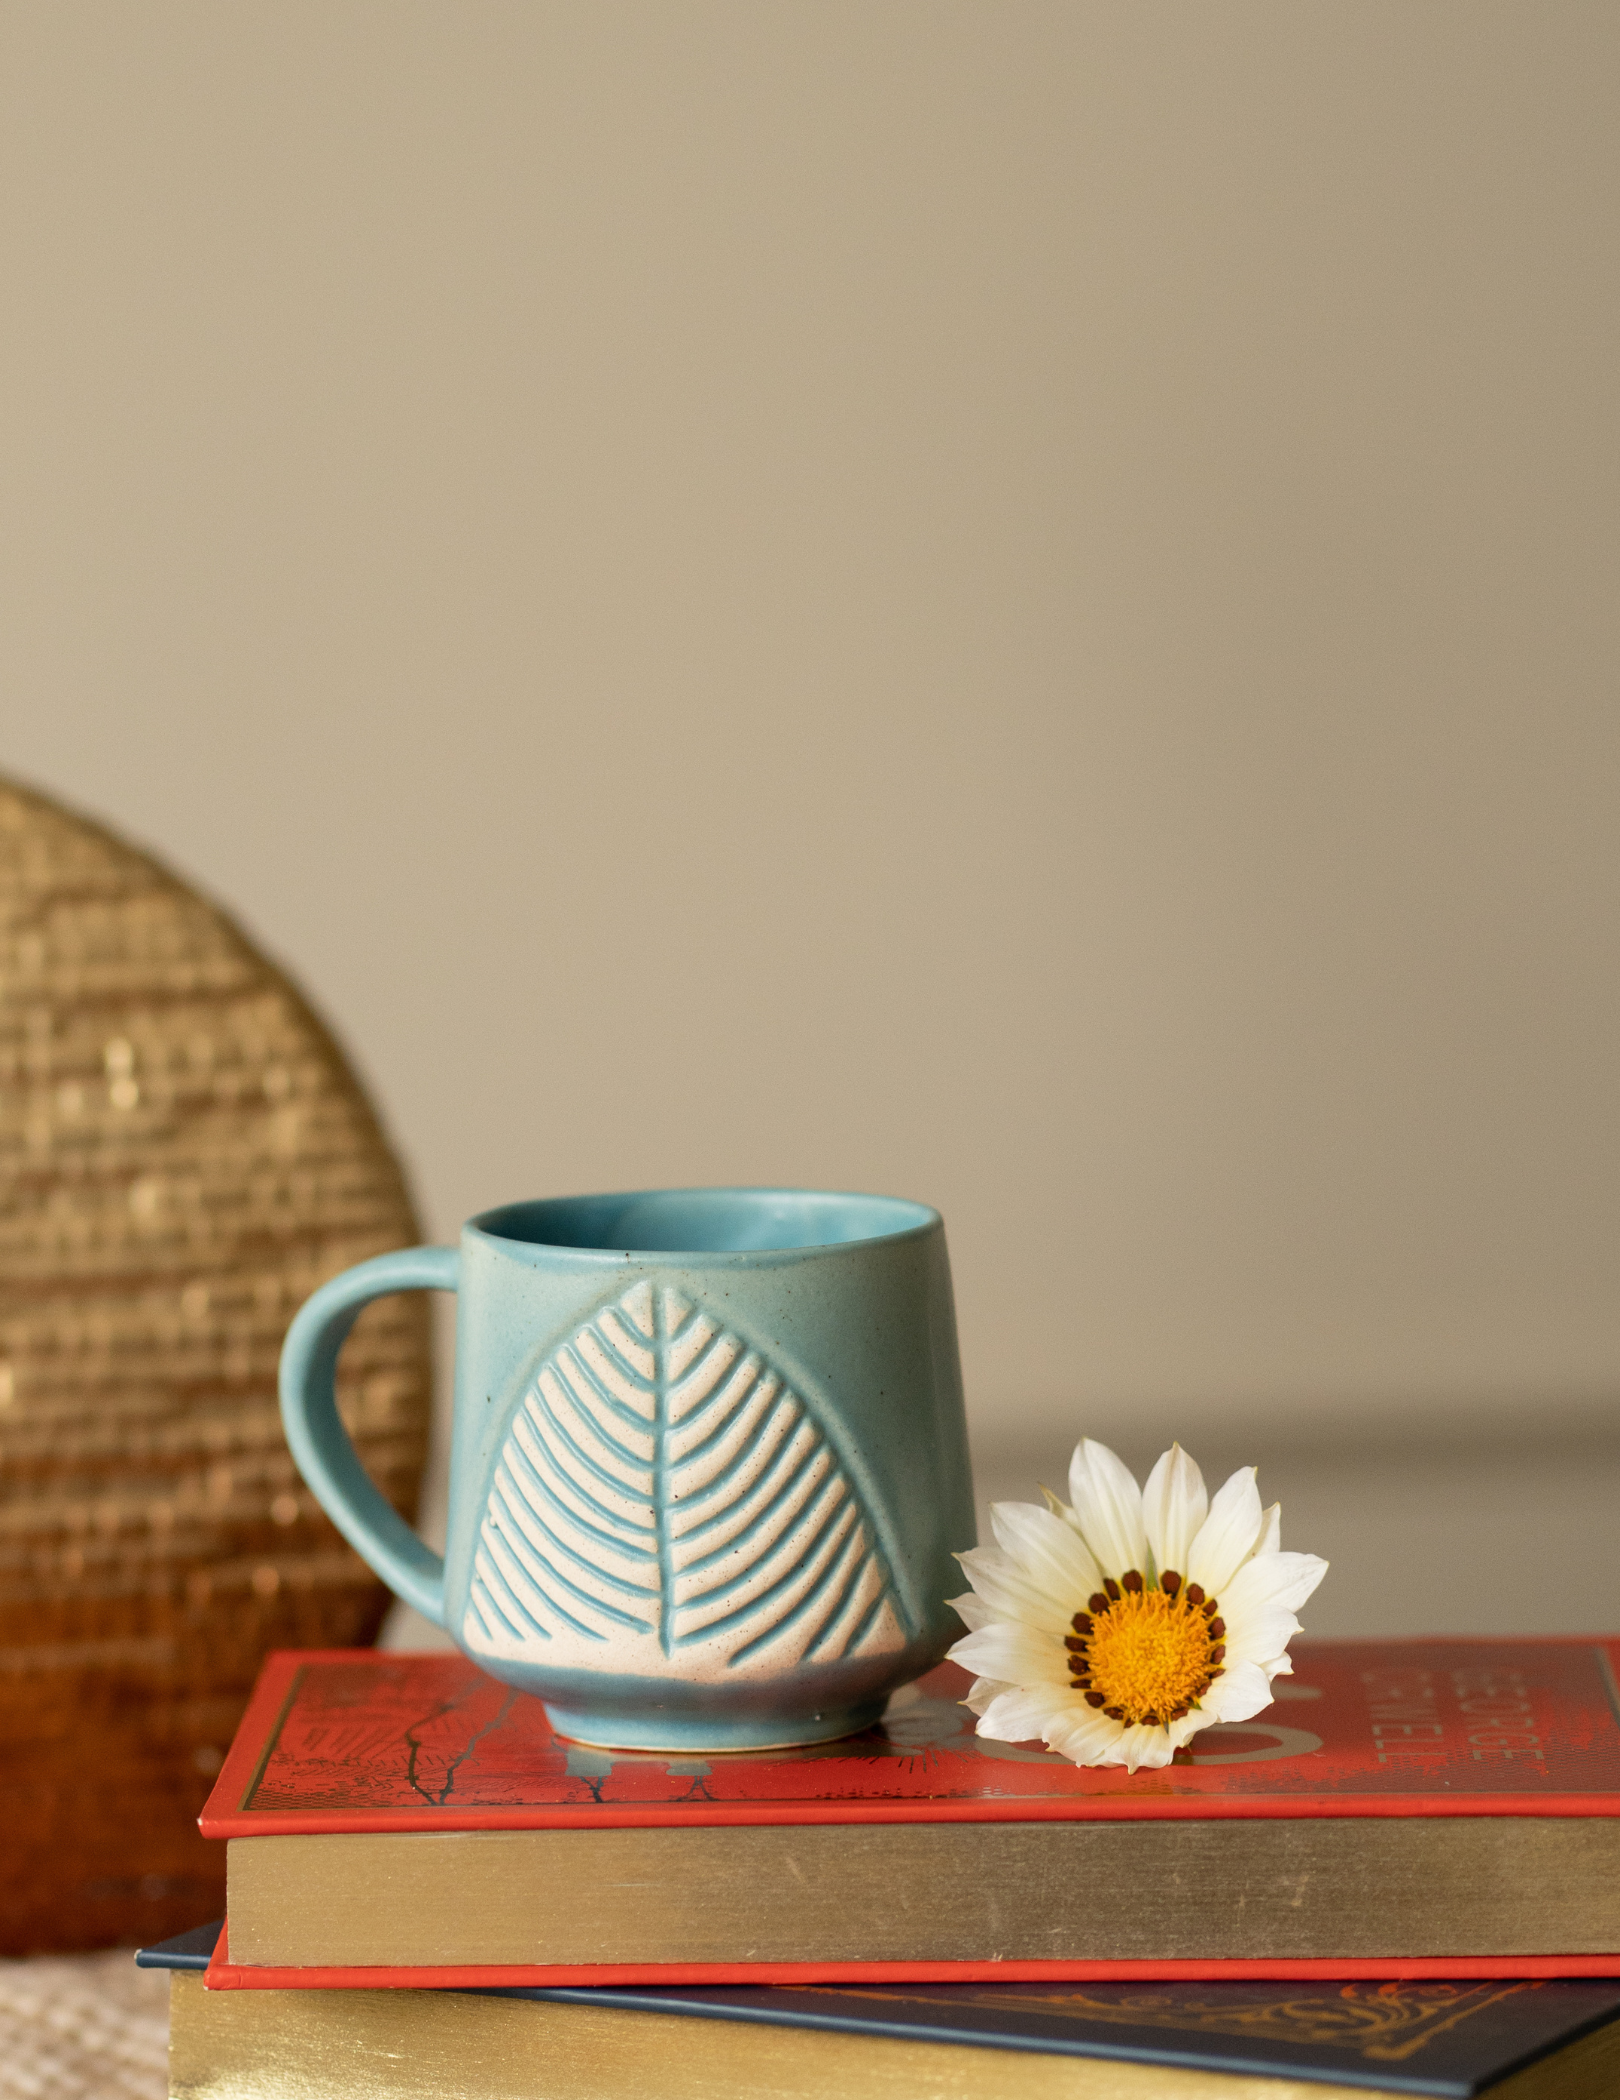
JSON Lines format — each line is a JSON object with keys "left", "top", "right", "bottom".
{"left": 1207, "top": 1618, "right": 1225, "bottom": 1639}
{"left": 1122, "top": 1569, "right": 1144, "bottom": 1594}
{"left": 1085, "top": 1690, "right": 1106, "bottom": 1707}
{"left": 1072, "top": 1612, "right": 1093, "bottom": 1635}
{"left": 1185, "top": 1583, "right": 1205, "bottom": 1606}
{"left": 1088, "top": 1592, "right": 1110, "bottom": 1614}
{"left": 1160, "top": 1570, "right": 1182, "bottom": 1598}
{"left": 1103, "top": 1577, "right": 1122, "bottom": 1601}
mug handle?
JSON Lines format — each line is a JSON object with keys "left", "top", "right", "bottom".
{"left": 278, "top": 1245, "right": 460, "bottom": 1629}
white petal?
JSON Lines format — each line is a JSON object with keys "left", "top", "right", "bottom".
{"left": 954, "top": 1546, "right": 1072, "bottom": 1634}
{"left": 1044, "top": 1707, "right": 1127, "bottom": 1766}
{"left": 1227, "top": 1604, "right": 1303, "bottom": 1661}
{"left": 1185, "top": 1466, "right": 1265, "bottom": 1596}
{"left": 947, "top": 1622, "right": 1070, "bottom": 1688}
{"left": 1221, "top": 1550, "right": 1328, "bottom": 1624}
{"left": 1267, "top": 1654, "right": 1294, "bottom": 1679}
{"left": 1066, "top": 1439, "right": 1149, "bottom": 1577}
{"left": 1224, "top": 1610, "right": 1304, "bottom": 1673}
{"left": 1116, "top": 1722, "right": 1177, "bottom": 1773}
{"left": 988, "top": 1501, "right": 1103, "bottom": 1607}
{"left": 1254, "top": 1502, "right": 1281, "bottom": 1558}
{"left": 1199, "top": 1659, "right": 1274, "bottom": 1724}
{"left": 946, "top": 1590, "right": 995, "bottom": 1635}
{"left": 962, "top": 1675, "right": 1017, "bottom": 1717}
{"left": 976, "top": 1684, "right": 1087, "bottom": 1743}
{"left": 1165, "top": 1709, "right": 1205, "bottom": 1752}
{"left": 1141, "top": 1443, "right": 1208, "bottom": 1580}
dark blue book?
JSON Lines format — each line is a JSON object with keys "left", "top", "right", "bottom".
{"left": 141, "top": 1924, "right": 1620, "bottom": 2098}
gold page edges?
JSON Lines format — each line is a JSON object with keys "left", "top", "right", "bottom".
{"left": 226, "top": 1818, "right": 1620, "bottom": 1967}
{"left": 168, "top": 1973, "right": 1404, "bottom": 2100}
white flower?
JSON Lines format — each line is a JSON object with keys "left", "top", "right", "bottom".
{"left": 946, "top": 1439, "right": 1327, "bottom": 1774}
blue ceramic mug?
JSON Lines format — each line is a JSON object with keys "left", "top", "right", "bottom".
{"left": 279, "top": 1187, "right": 975, "bottom": 1751}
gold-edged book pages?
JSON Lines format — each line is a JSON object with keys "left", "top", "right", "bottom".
{"left": 0, "top": 776, "right": 431, "bottom": 1954}
{"left": 166, "top": 1974, "right": 1390, "bottom": 2100}
{"left": 225, "top": 1817, "right": 1620, "bottom": 1970}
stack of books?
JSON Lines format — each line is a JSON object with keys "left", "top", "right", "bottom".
{"left": 139, "top": 1635, "right": 1620, "bottom": 2097}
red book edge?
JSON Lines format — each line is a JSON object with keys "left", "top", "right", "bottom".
{"left": 200, "top": 1639, "right": 1620, "bottom": 1837}
{"left": 202, "top": 1922, "right": 1620, "bottom": 1992}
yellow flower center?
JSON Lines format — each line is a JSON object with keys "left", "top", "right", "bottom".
{"left": 1065, "top": 1571, "right": 1227, "bottom": 1729}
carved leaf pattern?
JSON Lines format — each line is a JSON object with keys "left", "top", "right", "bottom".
{"left": 461, "top": 1281, "right": 908, "bottom": 1681}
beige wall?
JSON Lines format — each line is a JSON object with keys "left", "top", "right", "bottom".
{"left": 3, "top": 4, "right": 1617, "bottom": 1490}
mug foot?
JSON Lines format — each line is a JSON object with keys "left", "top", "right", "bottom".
{"left": 543, "top": 1698, "right": 888, "bottom": 1754}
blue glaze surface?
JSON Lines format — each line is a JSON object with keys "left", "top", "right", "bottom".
{"left": 279, "top": 1187, "right": 975, "bottom": 1751}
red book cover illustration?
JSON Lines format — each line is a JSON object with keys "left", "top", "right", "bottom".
{"left": 201, "top": 1638, "right": 1620, "bottom": 1990}
{"left": 205, "top": 1636, "right": 1620, "bottom": 1838}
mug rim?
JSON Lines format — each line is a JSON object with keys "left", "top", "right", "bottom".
{"left": 466, "top": 1184, "right": 941, "bottom": 1262}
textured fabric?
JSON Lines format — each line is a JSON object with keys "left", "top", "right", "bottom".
{"left": 0, "top": 1950, "right": 166, "bottom": 2099}
{"left": 0, "top": 774, "right": 432, "bottom": 1952}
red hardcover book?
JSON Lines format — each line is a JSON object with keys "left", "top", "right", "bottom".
{"left": 201, "top": 1637, "right": 1620, "bottom": 1990}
